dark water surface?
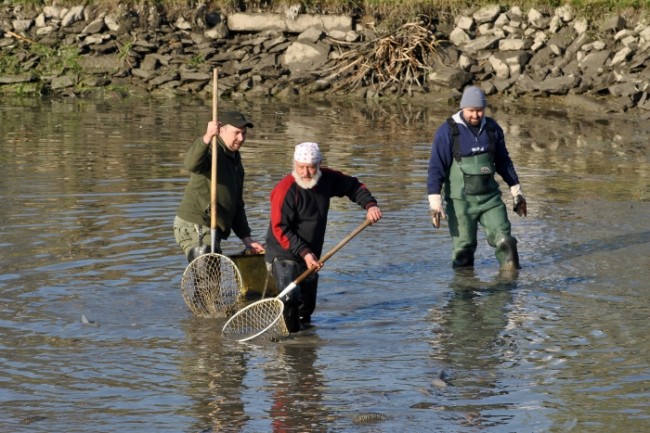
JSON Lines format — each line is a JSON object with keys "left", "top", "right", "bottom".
{"left": 1, "top": 95, "right": 648, "bottom": 433}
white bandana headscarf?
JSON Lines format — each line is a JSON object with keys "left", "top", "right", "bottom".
{"left": 294, "top": 142, "right": 322, "bottom": 165}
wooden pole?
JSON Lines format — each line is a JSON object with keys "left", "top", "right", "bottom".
{"left": 210, "top": 69, "right": 219, "bottom": 252}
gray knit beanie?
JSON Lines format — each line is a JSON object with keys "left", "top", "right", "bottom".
{"left": 460, "top": 86, "right": 487, "bottom": 109}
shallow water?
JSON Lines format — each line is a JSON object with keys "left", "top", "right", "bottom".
{"left": 1, "top": 95, "right": 648, "bottom": 433}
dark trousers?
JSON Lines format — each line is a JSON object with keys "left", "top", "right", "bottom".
{"left": 271, "top": 258, "right": 318, "bottom": 332}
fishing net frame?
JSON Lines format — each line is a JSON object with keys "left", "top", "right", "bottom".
{"left": 222, "top": 297, "right": 290, "bottom": 342}
{"left": 181, "top": 253, "right": 243, "bottom": 318}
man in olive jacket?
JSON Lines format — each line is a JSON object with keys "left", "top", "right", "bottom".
{"left": 174, "top": 111, "right": 264, "bottom": 262}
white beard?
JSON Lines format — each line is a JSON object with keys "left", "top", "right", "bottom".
{"left": 292, "top": 168, "right": 321, "bottom": 189}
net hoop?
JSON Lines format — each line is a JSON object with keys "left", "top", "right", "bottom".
{"left": 181, "top": 253, "right": 243, "bottom": 318}
{"left": 222, "top": 297, "right": 288, "bottom": 342}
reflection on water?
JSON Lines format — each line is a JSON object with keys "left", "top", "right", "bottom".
{"left": 0, "top": 95, "right": 648, "bottom": 432}
{"left": 429, "top": 270, "right": 515, "bottom": 382}
{"left": 179, "top": 320, "right": 250, "bottom": 433}
{"left": 265, "top": 338, "right": 330, "bottom": 433}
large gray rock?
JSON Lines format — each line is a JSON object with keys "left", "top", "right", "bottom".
{"left": 547, "top": 26, "right": 576, "bottom": 50}
{"left": 579, "top": 50, "right": 610, "bottom": 75}
{"left": 473, "top": 5, "right": 501, "bottom": 24}
{"left": 462, "top": 35, "right": 503, "bottom": 54}
{"left": 12, "top": 19, "right": 33, "bottom": 32}
{"left": 0, "top": 74, "right": 36, "bottom": 84}
{"left": 298, "top": 27, "right": 323, "bottom": 43}
{"left": 528, "top": 46, "right": 555, "bottom": 69}
{"left": 538, "top": 74, "right": 580, "bottom": 94}
{"left": 489, "top": 50, "right": 531, "bottom": 78}
{"left": 512, "top": 74, "right": 539, "bottom": 93}
{"left": 488, "top": 54, "right": 510, "bottom": 78}
{"left": 82, "top": 17, "right": 105, "bottom": 34}
{"left": 600, "top": 15, "right": 626, "bottom": 33}
{"left": 449, "top": 27, "right": 470, "bottom": 46}
{"left": 180, "top": 71, "right": 211, "bottom": 83}
{"left": 608, "top": 81, "right": 641, "bottom": 98}
{"left": 428, "top": 65, "right": 471, "bottom": 89}
{"left": 76, "top": 54, "right": 122, "bottom": 74}
{"left": 61, "top": 6, "right": 85, "bottom": 28}
{"left": 499, "top": 38, "right": 532, "bottom": 51}
{"left": 50, "top": 75, "right": 75, "bottom": 89}
{"left": 211, "top": 49, "right": 247, "bottom": 62}
{"left": 205, "top": 23, "right": 228, "bottom": 39}
{"left": 282, "top": 41, "right": 330, "bottom": 74}
{"left": 610, "top": 47, "right": 633, "bottom": 66}
{"left": 527, "top": 8, "right": 549, "bottom": 29}
{"left": 227, "top": 13, "right": 352, "bottom": 34}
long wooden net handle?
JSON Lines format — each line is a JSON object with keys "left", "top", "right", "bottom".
{"left": 210, "top": 69, "right": 218, "bottom": 250}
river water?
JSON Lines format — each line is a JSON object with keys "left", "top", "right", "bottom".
{"left": 1, "top": 94, "right": 648, "bottom": 433}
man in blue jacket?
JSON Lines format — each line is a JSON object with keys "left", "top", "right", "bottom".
{"left": 427, "top": 86, "right": 527, "bottom": 270}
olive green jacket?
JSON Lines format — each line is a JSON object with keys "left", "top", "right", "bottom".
{"left": 176, "top": 136, "right": 251, "bottom": 240}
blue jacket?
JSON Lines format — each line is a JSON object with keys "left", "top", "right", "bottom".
{"left": 427, "top": 111, "right": 520, "bottom": 195}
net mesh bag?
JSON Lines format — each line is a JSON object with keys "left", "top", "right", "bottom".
{"left": 181, "top": 253, "right": 243, "bottom": 318}
{"left": 222, "top": 298, "right": 290, "bottom": 342}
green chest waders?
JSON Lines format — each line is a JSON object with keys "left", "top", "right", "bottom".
{"left": 447, "top": 152, "right": 500, "bottom": 201}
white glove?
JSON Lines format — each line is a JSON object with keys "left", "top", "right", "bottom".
{"left": 428, "top": 194, "right": 447, "bottom": 228}
{"left": 510, "top": 184, "right": 527, "bottom": 217}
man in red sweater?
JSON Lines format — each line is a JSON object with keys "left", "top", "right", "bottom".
{"left": 265, "top": 142, "right": 382, "bottom": 332}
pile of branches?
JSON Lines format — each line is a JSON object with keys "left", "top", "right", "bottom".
{"left": 321, "top": 22, "right": 443, "bottom": 95}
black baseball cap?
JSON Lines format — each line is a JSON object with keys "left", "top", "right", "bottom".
{"left": 220, "top": 111, "right": 254, "bottom": 128}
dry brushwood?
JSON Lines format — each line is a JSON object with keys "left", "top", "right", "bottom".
{"left": 321, "top": 22, "right": 442, "bottom": 94}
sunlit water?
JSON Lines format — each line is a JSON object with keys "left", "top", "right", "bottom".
{"left": 1, "top": 95, "right": 648, "bottom": 433}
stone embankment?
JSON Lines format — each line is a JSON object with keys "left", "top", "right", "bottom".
{"left": 1, "top": 3, "right": 649, "bottom": 114}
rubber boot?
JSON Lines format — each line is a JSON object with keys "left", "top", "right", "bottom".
{"left": 187, "top": 244, "right": 210, "bottom": 263}
{"left": 452, "top": 250, "right": 475, "bottom": 269}
{"left": 496, "top": 235, "right": 520, "bottom": 271}
{"left": 299, "top": 278, "right": 318, "bottom": 325}
{"left": 283, "top": 302, "right": 301, "bottom": 333}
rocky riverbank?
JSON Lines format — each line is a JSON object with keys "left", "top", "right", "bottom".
{"left": 1, "top": 3, "right": 649, "bottom": 115}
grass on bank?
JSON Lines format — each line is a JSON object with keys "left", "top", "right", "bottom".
{"left": 6, "top": 0, "right": 650, "bottom": 23}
